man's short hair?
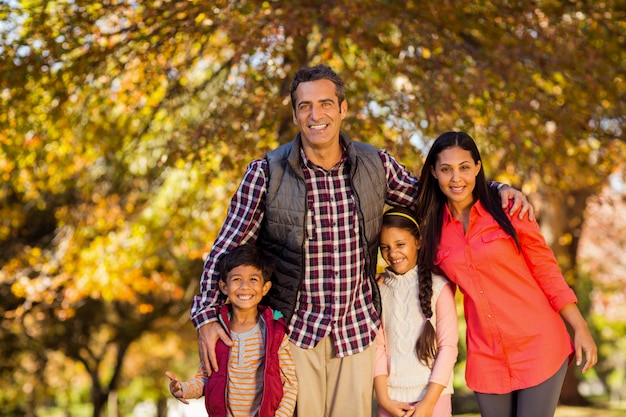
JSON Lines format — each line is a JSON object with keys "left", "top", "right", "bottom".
{"left": 290, "top": 64, "right": 346, "bottom": 110}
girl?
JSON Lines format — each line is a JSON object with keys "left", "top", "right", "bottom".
{"left": 414, "top": 131, "right": 597, "bottom": 417}
{"left": 374, "top": 207, "right": 458, "bottom": 417}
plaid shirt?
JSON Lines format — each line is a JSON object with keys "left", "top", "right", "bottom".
{"left": 191, "top": 148, "right": 419, "bottom": 356}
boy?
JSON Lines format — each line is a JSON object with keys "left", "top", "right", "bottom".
{"left": 166, "top": 245, "right": 298, "bottom": 417}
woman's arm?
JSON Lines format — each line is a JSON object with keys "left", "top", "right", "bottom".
{"left": 559, "top": 303, "right": 598, "bottom": 373}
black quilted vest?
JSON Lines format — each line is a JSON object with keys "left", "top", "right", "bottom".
{"left": 257, "top": 131, "right": 386, "bottom": 323}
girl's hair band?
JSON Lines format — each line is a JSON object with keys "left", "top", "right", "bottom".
{"left": 385, "top": 212, "right": 420, "bottom": 231}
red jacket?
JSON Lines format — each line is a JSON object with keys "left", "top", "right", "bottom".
{"left": 204, "top": 304, "right": 288, "bottom": 416}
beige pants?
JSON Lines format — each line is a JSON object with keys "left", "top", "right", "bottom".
{"left": 290, "top": 336, "right": 376, "bottom": 417}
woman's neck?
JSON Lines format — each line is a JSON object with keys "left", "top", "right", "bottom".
{"left": 448, "top": 199, "right": 475, "bottom": 233}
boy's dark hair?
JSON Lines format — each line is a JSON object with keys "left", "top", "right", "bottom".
{"left": 217, "top": 244, "right": 275, "bottom": 283}
{"left": 290, "top": 64, "right": 346, "bottom": 111}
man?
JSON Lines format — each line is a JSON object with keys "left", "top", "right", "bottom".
{"left": 191, "top": 64, "right": 532, "bottom": 416}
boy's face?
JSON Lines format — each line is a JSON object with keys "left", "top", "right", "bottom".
{"left": 218, "top": 265, "right": 271, "bottom": 311}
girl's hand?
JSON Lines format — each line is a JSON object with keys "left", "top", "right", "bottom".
{"left": 165, "top": 371, "right": 189, "bottom": 404}
{"left": 411, "top": 399, "right": 436, "bottom": 417}
{"left": 380, "top": 399, "right": 415, "bottom": 417}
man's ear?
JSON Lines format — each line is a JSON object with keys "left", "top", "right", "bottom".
{"left": 339, "top": 99, "right": 348, "bottom": 117}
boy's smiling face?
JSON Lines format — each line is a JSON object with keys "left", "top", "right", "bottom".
{"left": 219, "top": 265, "right": 271, "bottom": 311}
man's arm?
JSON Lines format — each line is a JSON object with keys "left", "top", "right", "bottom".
{"left": 191, "top": 158, "right": 268, "bottom": 374}
{"left": 378, "top": 150, "right": 419, "bottom": 208}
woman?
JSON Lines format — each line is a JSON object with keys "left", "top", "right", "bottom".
{"left": 414, "top": 131, "right": 597, "bottom": 417}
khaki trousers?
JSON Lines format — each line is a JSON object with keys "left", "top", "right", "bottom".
{"left": 290, "top": 336, "right": 376, "bottom": 417}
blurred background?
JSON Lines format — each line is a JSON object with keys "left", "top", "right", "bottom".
{"left": 1, "top": 1, "right": 624, "bottom": 416}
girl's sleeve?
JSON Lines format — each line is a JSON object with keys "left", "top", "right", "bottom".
{"left": 275, "top": 334, "right": 298, "bottom": 417}
{"left": 429, "top": 283, "right": 459, "bottom": 387}
{"left": 374, "top": 323, "right": 389, "bottom": 378}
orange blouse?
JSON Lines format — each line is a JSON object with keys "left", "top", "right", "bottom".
{"left": 435, "top": 201, "right": 576, "bottom": 394}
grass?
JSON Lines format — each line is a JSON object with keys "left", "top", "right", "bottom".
{"left": 449, "top": 390, "right": 626, "bottom": 417}
{"left": 455, "top": 404, "right": 626, "bottom": 417}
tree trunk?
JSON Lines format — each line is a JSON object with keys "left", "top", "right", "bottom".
{"left": 156, "top": 397, "right": 168, "bottom": 417}
{"left": 535, "top": 186, "right": 593, "bottom": 406}
{"left": 91, "top": 381, "right": 107, "bottom": 417}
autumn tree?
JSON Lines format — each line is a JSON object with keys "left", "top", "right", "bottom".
{"left": 1, "top": 0, "right": 624, "bottom": 413}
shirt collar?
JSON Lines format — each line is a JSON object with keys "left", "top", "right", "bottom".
{"left": 299, "top": 145, "right": 348, "bottom": 171}
{"left": 442, "top": 199, "right": 486, "bottom": 225}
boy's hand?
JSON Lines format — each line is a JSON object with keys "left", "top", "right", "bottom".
{"left": 165, "top": 371, "right": 189, "bottom": 404}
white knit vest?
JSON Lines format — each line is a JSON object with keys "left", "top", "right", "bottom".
{"left": 380, "top": 266, "right": 454, "bottom": 403}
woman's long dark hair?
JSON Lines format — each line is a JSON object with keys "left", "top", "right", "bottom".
{"left": 414, "top": 132, "right": 521, "bottom": 344}
{"left": 382, "top": 207, "right": 437, "bottom": 367}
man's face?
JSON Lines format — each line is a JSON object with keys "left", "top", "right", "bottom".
{"left": 292, "top": 79, "right": 347, "bottom": 153}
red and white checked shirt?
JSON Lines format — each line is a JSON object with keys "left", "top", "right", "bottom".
{"left": 191, "top": 148, "right": 419, "bottom": 356}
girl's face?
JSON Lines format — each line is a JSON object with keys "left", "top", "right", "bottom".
{"left": 430, "top": 146, "right": 481, "bottom": 210}
{"left": 379, "top": 226, "right": 420, "bottom": 275}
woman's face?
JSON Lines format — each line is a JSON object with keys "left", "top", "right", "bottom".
{"left": 431, "top": 146, "right": 481, "bottom": 209}
{"left": 379, "top": 226, "right": 420, "bottom": 275}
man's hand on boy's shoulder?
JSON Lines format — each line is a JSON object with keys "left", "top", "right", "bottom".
{"left": 198, "top": 320, "right": 232, "bottom": 376}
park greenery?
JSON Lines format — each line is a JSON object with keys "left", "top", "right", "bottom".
{"left": 1, "top": 1, "right": 625, "bottom": 416}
